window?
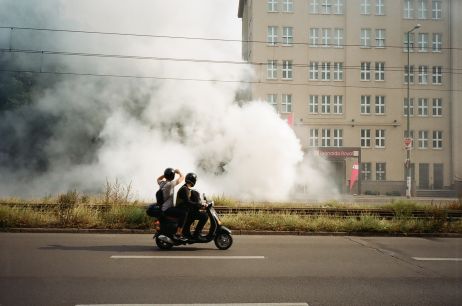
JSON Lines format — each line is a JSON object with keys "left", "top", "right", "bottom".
{"left": 333, "top": 129, "right": 343, "bottom": 147}
{"left": 432, "top": 98, "right": 442, "bottom": 116}
{"left": 375, "top": 62, "right": 385, "bottom": 81}
{"left": 321, "top": 0, "right": 331, "bottom": 14}
{"left": 432, "top": 66, "right": 442, "bottom": 84}
{"left": 418, "top": 33, "right": 429, "bottom": 51}
{"left": 310, "top": 28, "right": 319, "bottom": 47}
{"left": 418, "top": 0, "right": 427, "bottom": 19}
{"left": 376, "top": 163, "right": 386, "bottom": 180}
{"left": 309, "top": 95, "right": 319, "bottom": 113}
{"left": 361, "top": 129, "right": 371, "bottom": 147}
{"left": 404, "top": 32, "right": 415, "bottom": 51}
{"left": 282, "top": 27, "right": 293, "bottom": 46}
{"left": 333, "top": 95, "right": 343, "bottom": 114}
{"left": 361, "top": 162, "right": 372, "bottom": 180}
{"left": 418, "top": 65, "right": 428, "bottom": 84}
{"left": 268, "top": 0, "right": 278, "bottom": 12}
{"left": 361, "top": 62, "right": 371, "bottom": 81}
{"left": 375, "top": 96, "right": 385, "bottom": 114}
{"left": 332, "top": 0, "right": 344, "bottom": 14}
{"left": 282, "top": 60, "right": 293, "bottom": 80}
{"left": 418, "top": 98, "right": 428, "bottom": 116}
{"left": 375, "top": 129, "right": 385, "bottom": 148}
{"left": 322, "top": 129, "right": 331, "bottom": 147}
{"left": 309, "top": 128, "right": 319, "bottom": 147}
{"left": 404, "top": 0, "right": 414, "bottom": 19}
{"left": 405, "top": 65, "right": 414, "bottom": 84}
{"left": 310, "top": 0, "right": 320, "bottom": 14}
{"left": 267, "top": 26, "right": 278, "bottom": 45}
{"left": 321, "top": 95, "right": 331, "bottom": 113}
{"left": 281, "top": 94, "right": 292, "bottom": 112}
{"left": 432, "top": 33, "right": 442, "bottom": 52}
{"left": 309, "top": 61, "right": 319, "bottom": 80}
{"left": 361, "top": 95, "right": 371, "bottom": 114}
{"left": 267, "top": 94, "right": 278, "bottom": 111}
{"left": 333, "top": 62, "right": 343, "bottom": 80}
{"left": 360, "top": 0, "right": 371, "bottom": 15}
{"left": 333, "top": 28, "right": 344, "bottom": 47}
{"left": 432, "top": 0, "right": 442, "bottom": 19}
{"left": 283, "top": 0, "right": 293, "bottom": 12}
{"left": 418, "top": 130, "right": 429, "bottom": 149}
{"left": 432, "top": 130, "right": 443, "bottom": 149}
{"left": 360, "top": 28, "right": 371, "bottom": 47}
{"left": 267, "top": 60, "right": 277, "bottom": 79}
{"left": 376, "top": 0, "right": 385, "bottom": 15}
{"left": 321, "top": 62, "right": 330, "bottom": 80}
{"left": 376, "top": 29, "right": 386, "bottom": 48}
{"left": 404, "top": 98, "right": 414, "bottom": 116}
{"left": 321, "top": 28, "right": 330, "bottom": 47}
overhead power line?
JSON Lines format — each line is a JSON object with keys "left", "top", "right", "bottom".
{"left": 1, "top": 25, "right": 462, "bottom": 51}
{"left": 1, "top": 68, "right": 460, "bottom": 93}
{"left": 2, "top": 48, "right": 461, "bottom": 74}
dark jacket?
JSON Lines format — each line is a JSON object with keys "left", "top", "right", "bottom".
{"left": 176, "top": 184, "right": 202, "bottom": 210}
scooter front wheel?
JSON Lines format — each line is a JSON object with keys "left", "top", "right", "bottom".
{"left": 214, "top": 233, "right": 233, "bottom": 250}
{"left": 155, "top": 236, "right": 174, "bottom": 250}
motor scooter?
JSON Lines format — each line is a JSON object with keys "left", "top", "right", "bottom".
{"left": 153, "top": 195, "right": 233, "bottom": 250}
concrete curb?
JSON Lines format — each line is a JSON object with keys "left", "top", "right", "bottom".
{"left": 1, "top": 227, "right": 462, "bottom": 237}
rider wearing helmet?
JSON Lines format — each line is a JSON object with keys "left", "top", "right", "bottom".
{"left": 176, "top": 172, "right": 208, "bottom": 241}
{"left": 157, "top": 167, "right": 186, "bottom": 241}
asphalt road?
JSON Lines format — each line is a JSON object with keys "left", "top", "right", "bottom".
{"left": 0, "top": 233, "right": 461, "bottom": 306}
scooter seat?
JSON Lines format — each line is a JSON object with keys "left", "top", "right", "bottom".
{"left": 161, "top": 215, "right": 178, "bottom": 222}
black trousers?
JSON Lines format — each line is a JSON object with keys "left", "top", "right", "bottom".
{"left": 163, "top": 207, "right": 187, "bottom": 228}
{"left": 183, "top": 209, "right": 208, "bottom": 236}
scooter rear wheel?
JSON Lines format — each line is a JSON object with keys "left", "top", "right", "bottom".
{"left": 155, "top": 236, "right": 174, "bottom": 250}
{"left": 214, "top": 233, "right": 233, "bottom": 250}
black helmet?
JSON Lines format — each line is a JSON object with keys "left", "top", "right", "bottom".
{"left": 164, "top": 168, "right": 175, "bottom": 181}
{"left": 185, "top": 172, "right": 197, "bottom": 187}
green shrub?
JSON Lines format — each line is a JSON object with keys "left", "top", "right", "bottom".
{"left": 100, "top": 205, "right": 150, "bottom": 229}
{"left": 212, "top": 195, "right": 239, "bottom": 207}
{"left": 0, "top": 206, "right": 58, "bottom": 228}
{"left": 384, "top": 200, "right": 421, "bottom": 218}
{"left": 57, "top": 190, "right": 79, "bottom": 226}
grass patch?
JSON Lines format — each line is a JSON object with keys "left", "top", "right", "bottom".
{"left": 1, "top": 207, "right": 460, "bottom": 234}
{"left": 1, "top": 188, "right": 461, "bottom": 234}
{"left": 220, "top": 212, "right": 462, "bottom": 234}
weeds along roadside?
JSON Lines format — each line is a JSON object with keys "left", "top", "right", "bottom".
{"left": 1, "top": 183, "right": 461, "bottom": 233}
{"left": 2, "top": 205, "right": 462, "bottom": 234}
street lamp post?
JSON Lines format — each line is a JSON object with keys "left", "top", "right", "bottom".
{"left": 406, "top": 24, "right": 421, "bottom": 198}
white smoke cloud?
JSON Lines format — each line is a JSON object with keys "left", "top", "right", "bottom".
{"left": 0, "top": 0, "right": 339, "bottom": 201}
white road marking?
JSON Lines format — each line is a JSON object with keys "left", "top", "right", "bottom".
{"left": 412, "top": 257, "right": 462, "bottom": 261}
{"left": 77, "top": 303, "right": 308, "bottom": 306}
{"left": 110, "top": 255, "right": 265, "bottom": 259}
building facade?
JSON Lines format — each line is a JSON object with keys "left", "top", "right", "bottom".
{"left": 238, "top": 0, "right": 461, "bottom": 196}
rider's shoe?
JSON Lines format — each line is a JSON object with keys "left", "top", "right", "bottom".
{"left": 183, "top": 232, "right": 193, "bottom": 240}
{"left": 172, "top": 234, "right": 187, "bottom": 243}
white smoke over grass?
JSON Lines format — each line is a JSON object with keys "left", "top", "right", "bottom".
{"left": 0, "top": 0, "right": 340, "bottom": 201}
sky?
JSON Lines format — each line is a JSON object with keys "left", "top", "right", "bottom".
{"left": 0, "top": 0, "right": 338, "bottom": 201}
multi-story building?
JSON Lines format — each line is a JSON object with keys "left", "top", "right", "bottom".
{"left": 238, "top": 0, "right": 461, "bottom": 196}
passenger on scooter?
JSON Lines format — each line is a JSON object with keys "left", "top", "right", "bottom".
{"left": 157, "top": 168, "right": 187, "bottom": 242}
{"left": 176, "top": 173, "right": 208, "bottom": 241}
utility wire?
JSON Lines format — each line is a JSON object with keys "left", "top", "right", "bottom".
{"left": 1, "top": 68, "right": 460, "bottom": 92}
{"left": 1, "top": 25, "right": 462, "bottom": 51}
{"left": 2, "top": 48, "right": 461, "bottom": 74}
